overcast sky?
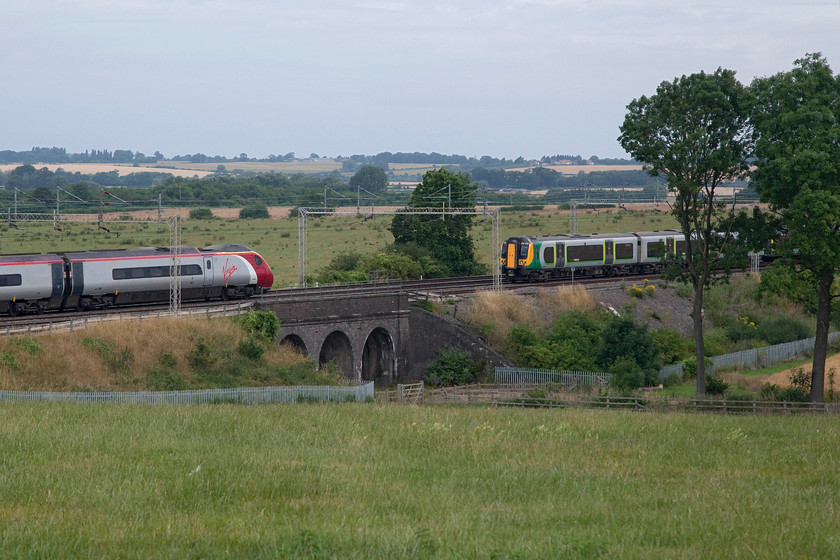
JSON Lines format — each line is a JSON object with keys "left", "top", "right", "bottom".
{"left": 2, "top": 1, "right": 838, "bottom": 160}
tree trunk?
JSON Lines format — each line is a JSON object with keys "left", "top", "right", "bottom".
{"left": 810, "top": 268, "right": 832, "bottom": 403}
{"left": 693, "top": 284, "right": 706, "bottom": 396}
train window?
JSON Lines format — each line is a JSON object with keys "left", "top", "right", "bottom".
{"left": 518, "top": 242, "right": 530, "bottom": 259}
{"left": 615, "top": 243, "right": 634, "bottom": 260}
{"left": 567, "top": 244, "right": 604, "bottom": 262}
{"left": 206, "top": 260, "right": 212, "bottom": 270}
{"left": 543, "top": 246, "right": 555, "bottom": 264}
{"left": 113, "top": 265, "right": 204, "bottom": 280}
{"left": 647, "top": 241, "right": 666, "bottom": 258}
{"left": 675, "top": 240, "right": 687, "bottom": 255}
{"left": 0, "top": 274, "right": 22, "bottom": 287}
{"left": 254, "top": 255, "right": 263, "bottom": 266}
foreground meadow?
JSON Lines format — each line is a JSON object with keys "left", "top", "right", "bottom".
{"left": 1, "top": 404, "right": 837, "bottom": 559}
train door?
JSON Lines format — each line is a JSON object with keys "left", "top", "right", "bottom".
{"left": 505, "top": 242, "right": 517, "bottom": 269}
{"left": 666, "top": 237, "right": 675, "bottom": 258}
{"left": 605, "top": 240, "right": 614, "bottom": 265}
{"left": 556, "top": 243, "right": 565, "bottom": 267}
{"left": 51, "top": 262, "right": 64, "bottom": 298}
{"left": 203, "top": 257, "right": 215, "bottom": 287}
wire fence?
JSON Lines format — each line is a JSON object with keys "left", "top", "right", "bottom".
{"left": 0, "top": 383, "right": 374, "bottom": 405}
{"left": 658, "top": 332, "right": 840, "bottom": 379}
{"left": 494, "top": 367, "right": 611, "bottom": 387}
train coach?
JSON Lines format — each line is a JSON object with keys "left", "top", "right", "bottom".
{"left": 501, "top": 230, "right": 687, "bottom": 282}
{"left": 1, "top": 244, "right": 274, "bottom": 316}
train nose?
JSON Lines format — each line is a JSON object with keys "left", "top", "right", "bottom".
{"left": 256, "top": 255, "right": 274, "bottom": 288}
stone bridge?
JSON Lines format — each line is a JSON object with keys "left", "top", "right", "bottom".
{"left": 256, "top": 291, "right": 510, "bottom": 386}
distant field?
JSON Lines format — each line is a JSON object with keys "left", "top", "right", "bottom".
{"left": 508, "top": 164, "right": 645, "bottom": 175}
{"left": 0, "top": 163, "right": 212, "bottom": 178}
{"left": 154, "top": 160, "right": 344, "bottom": 174}
{"left": 1, "top": 403, "right": 837, "bottom": 558}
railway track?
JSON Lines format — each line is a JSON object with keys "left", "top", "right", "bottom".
{"left": 1, "top": 272, "right": 669, "bottom": 334}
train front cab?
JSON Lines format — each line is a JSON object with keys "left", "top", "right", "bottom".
{"left": 501, "top": 236, "right": 535, "bottom": 281}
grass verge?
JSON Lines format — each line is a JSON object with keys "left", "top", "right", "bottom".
{"left": 0, "top": 403, "right": 837, "bottom": 559}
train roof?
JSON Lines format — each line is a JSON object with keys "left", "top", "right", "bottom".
{"left": 0, "top": 253, "right": 64, "bottom": 264}
{"left": 200, "top": 244, "right": 254, "bottom": 253}
{"left": 61, "top": 246, "right": 202, "bottom": 259}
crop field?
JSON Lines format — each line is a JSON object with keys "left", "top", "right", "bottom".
{"left": 153, "top": 160, "right": 344, "bottom": 174}
{"left": 1, "top": 403, "right": 837, "bottom": 559}
{"left": 0, "top": 207, "right": 682, "bottom": 286}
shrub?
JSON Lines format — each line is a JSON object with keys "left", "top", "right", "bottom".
{"left": 189, "top": 207, "right": 215, "bottom": 220}
{"left": 756, "top": 317, "right": 811, "bottom": 345}
{"left": 233, "top": 311, "right": 280, "bottom": 341}
{"left": 705, "top": 375, "right": 729, "bottom": 396}
{"left": 238, "top": 337, "right": 265, "bottom": 361}
{"left": 239, "top": 203, "right": 270, "bottom": 219}
{"left": 681, "top": 355, "right": 713, "bottom": 379}
{"left": 1, "top": 351, "right": 19, "bottom": 371}
{"left": 609, "top": 356, "right": 645, "bottom": 390}
{"left": 426, "top": 346, "right": 476, "bottom": 386}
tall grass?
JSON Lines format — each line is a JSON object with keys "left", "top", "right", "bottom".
{"left": 0, "top": 403, "right": 837, "bottom": 558}
{"left": 0, "top": 317, "right": 325, "bottom": 392}
{"left": 464, "top": 286, "right": 595, "bottom": 348}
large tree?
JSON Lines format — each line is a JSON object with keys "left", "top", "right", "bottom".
{"left": 750, "top": 53, "right": 840, "bottom": 403}
{"left": 618, "top": 68, "right": 752, "bottom": 396}
{"left": 349, "top": 165, "right": 388, "bottom": 195}
{"left": 389, "top": 168, "right": 483, "bottom": 277}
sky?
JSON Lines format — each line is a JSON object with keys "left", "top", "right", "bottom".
{"left": 2, "top": 0, "right": 839, "bottom": 161}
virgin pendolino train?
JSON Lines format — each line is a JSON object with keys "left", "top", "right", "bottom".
{"left": 501, "top": 230, "right": 687, "bottom": 282}
{"left": 0, "top": 244, "right": 273, "bottom": 316}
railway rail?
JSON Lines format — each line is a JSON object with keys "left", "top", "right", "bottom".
{"left": 2, "top": 272, "right": 665, "bottom": 334}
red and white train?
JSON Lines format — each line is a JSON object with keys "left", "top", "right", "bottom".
{"left": 0, "top": 244, "right": 274, "bottom": 316}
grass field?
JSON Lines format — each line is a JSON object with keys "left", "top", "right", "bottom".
{"left": 1, "top": 403, "right": 837, "bottom": 559}
{"left": 0, "top": 206, "right": 681, "bottom": 286}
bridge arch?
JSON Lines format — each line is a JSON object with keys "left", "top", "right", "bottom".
{"left": 280, "top": 333, "right": 307, "bottom": 356}
{"left": 362, "top": 326, "right": 395, "bottom": 386}
{"left": 319, "top": 330, "right": 354, "bottom": 379}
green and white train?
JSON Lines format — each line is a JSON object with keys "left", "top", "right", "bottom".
{"left": 501, "top": 230, "right": 687, "bottom": 282}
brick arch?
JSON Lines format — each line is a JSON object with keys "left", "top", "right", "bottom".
{"left": 319, "top": 330, "right": 354, "bottom": 379}
{"left": 279, "top": 333, "right": 307, "bottom": 357}
{"left": 362, "top": 326, "right": 395, "bottom": 386}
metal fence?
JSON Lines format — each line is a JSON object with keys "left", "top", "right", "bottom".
{"left": 494, "top": 367, "right": 611, "bottom": 387}
{"left": 659, "top": 332, "right": 840, "bottom": 379}
{"left": 0, "top": 383, "right": 374, "bottom": 405}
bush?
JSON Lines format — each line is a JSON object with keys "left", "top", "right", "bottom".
{"left": 239, "top": 203, "right": 270, "bottom": 219}
{"left": 705, "top": 375, "right": 729, "bottom": 396}
{"left": 426, "top": 346, "right": 476, "bottom": 386}
{"left": 238, "top": 337, "right": 265, "bottom": 361}
{"left": 756, "top": 317, "right": 811, "bottom": 345}
{"left": 233, "top": 311, "right": 280, "bottom": 341}
{"left": 609, "top": 356, "right": 645, "bottom": 390}
{"left": 189, "top": 207, "right": 215, "bottom": 220}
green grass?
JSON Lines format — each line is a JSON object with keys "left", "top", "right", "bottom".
{"left": 1, "top": 208, "right": 680, "bottom": 287}
{"left": 1, "top": 403, "right": 838, "bottom": 559}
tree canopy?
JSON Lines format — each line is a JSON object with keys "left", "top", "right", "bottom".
{"left": 389, "top": 168, "right": 484, "bottom": 277}
{"left": 348, "top": 165, "right": 388, "bottom": 195}
{"left": 749, "top": 53, "right": 840, "bottom": 402}
{"left": 618, "top": 68, "right": 753, "bottom": 396}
